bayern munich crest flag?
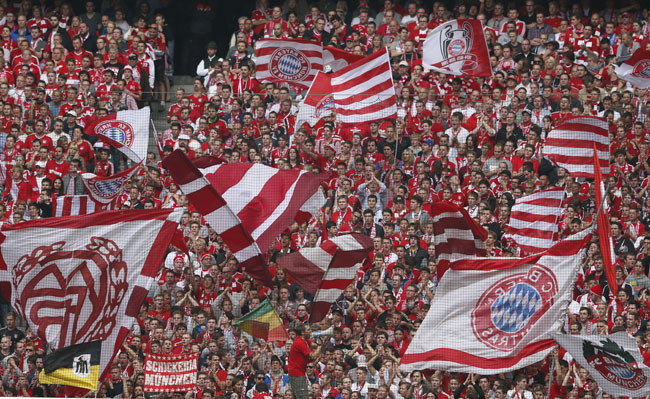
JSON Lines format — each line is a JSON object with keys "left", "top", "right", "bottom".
{"left": 614, "top": 49, "right": 650, "bottom": 89}
{"left": 0, "top": 208, "right": 184, "bottom": 380}
{"left": 400, "top": 227, "right": 592, "bottom": 374}
{"left": 81, "top": 162, "right": 141, "bottom": 205}
{"left": 422, "top": 19, "right": 492, "bottom": 77}
{"left": 551, "top": 332, "right": 650, "bottom": 397}
{"left": 255, "top": 38, "right": 323, "bottom": 89}
{"left": 86, "top": 107, "right": 150, "bottom": 163}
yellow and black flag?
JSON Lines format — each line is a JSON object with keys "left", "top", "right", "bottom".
{"left": 39, "top": 340, "right": 101, "bottom": 390}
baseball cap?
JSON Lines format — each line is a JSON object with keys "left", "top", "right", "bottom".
{"left": 206, "top": 41, "right": 217, "bottom": 49}
{"left": 128, "top": 53, "right": 137, "bottom": 60}
{"left": 394, "top": 195, "right": 405, "bottom": 202}
{"left": 66, "top": 110, "right": 77, "bottom": 117}
{"left": 345, "top": 35, "right": 354, "bottom": 41}
{"left": 398, "top": 60, "right": 409, "bottom": 67}
{"left": 35, "top": 161, "right": 47, "bottom": 168}
{"left": 178, "top": 134, "right": 191, "bottom": 140}
{"left": 324, "top": 143, "right": 336, "bottom": 152}
{"left": 458, "top": 91, "right": 468, "bottom": 98}
{"left": 423, "top": 138, "right": 434, "bottom": 146}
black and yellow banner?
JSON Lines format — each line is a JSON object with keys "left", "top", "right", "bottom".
{"left": 39, "top": 340, "right": 101, "bottom": 390}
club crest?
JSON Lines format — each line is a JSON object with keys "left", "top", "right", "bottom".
{"left": 583, "top": 339, "right": 647, "bottom": 390}
{"left": 95, "top": 120, "right": 134, "bottom": 147}
{"left": 269, "top": 48, "right": 311, "bottom": 82}
{"left": 471, "top": 264, "right": 557, "bottom": 351}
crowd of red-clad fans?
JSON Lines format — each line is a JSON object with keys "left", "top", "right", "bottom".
{"left": 3, "top": 0, "right": 650, "bottom": 398}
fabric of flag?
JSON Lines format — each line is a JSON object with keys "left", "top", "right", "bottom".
{"left": 295, "top": 71, "right": 334, "bottom": 128}
{"left": 39, "top": 340, "right": 101, "bottom": 390}
{"left": 255, "top": 38, "right": 323, "bottom": 89}
{"left": 234, "top": 298, "right": 289, "bottom": 341}
{"left": 551, "top": 332, "right": 650, "bottom": 397}
{"left": 163, "top": 150, "right": 327, "bottom": 286}
{"left": 277, "top": 234, "right": 373, "bottom": 322}
{"left": 614, "top": 49, "right": 650, "bottom": 89}
{"left": 151, "top": 119, "right": 164, "bottom": 160}
{"left": 85, "top": 107, "right": 150, "bottom": 163}
{"left": 52, "top": 195, "right": 97, "bottom": 217}
{"left": 81, "top": 162, "right": 141, "bottom": 205}
{"left": 504, "top": 187, "right": 564, "bottom": 255}
{"left": 330, "top": 48, "right": 397, "bottom": 126}
{"left": 432, "top": 202, "right": 487, "bottom": 277}
{"left": 594, "top": 145, "right": 618, "bottom": 296}
{"left": 422, "top": 19, "right": 492, "bottom": 76}
{"left": 323, "top": 46, "right": 364, "bottom": 72}
{"left": 542, "top": 116, "right": 609, "bottom": 179}
{"left": 0, "top": 208, "right": 183, "bottom": 381}
{"left": 400, "top": 227, "right": 592, "bottom": 374}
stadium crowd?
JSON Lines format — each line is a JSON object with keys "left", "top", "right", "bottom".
{"left": 2, "top": 0, "right": 650, "bottom": 398}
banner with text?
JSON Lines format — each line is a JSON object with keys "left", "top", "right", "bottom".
{"left": 144, "top": 352, "right": 198, "bottom": 393}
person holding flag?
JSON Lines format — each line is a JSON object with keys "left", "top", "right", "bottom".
{"left": 288, "top": 324, "right": 323, "bottom": 399}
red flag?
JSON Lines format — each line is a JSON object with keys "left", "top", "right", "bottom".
{"left": 542, "top": 116, "right": 609, "bottom": 179}
{"left": 277, "top": 234, "right": 373, "bottom": 322}
{"left": 255, "top": 38, "right": 323, "bottom": 89}
{"left": 422, "top": 19, "right": 492, "bottom": 77}
{"left": 296, "top": 71, "right": 334, "bottom": 128}
{"left": 432, "top": 202, "right": 488, "bottom": 277}
{"left": 614, "top": 49, "right": 650, "bottom": 89}
{"left": 330, "top": 49, "right": 397, "bottom": 126}
{"left": 504, "top": 188, "right": 564, "bottom": 254}
{"left": 85, "top": 107, "right": 150, "bottom": 163}
{"left": 594, "top": 144, "right": 618, "bottom": 296}
{"left": 0, "top": 208, "right": 184, "bottom": 380}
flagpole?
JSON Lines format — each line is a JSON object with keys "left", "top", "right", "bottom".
{"left": 546, "top": 352, "right": 556, "bottom": 399}
{"left": 593, "top": 182, "right": 611, "bottom": 223}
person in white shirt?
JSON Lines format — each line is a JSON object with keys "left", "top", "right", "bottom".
{"left": 506, "top": 375, "right": 533, "bottom": 399}
{"left": 444, "top": 111, "right": 470, "bottom": 145}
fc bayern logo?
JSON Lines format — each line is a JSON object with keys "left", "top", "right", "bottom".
{"left": 632, "top": 60, "right": 650, "bottom": 79}
{"left": 471, "top": 264, "right": 558, "bottom": 351}
{"left": 88, "top": 177, "right": 127, "bottom": 200}
{"left": 315, "top": 94, "right": 334, "bottom": 118}
{"left": 447, "top": 39, "right": 467, "bottom": 57}
{"left": 269, "top": 48, "right": 311, "bottom": 82}
{"left": 583, "top": 339, "right": 647, "bottom": 390}
{"left": 96, "top": 120, "right": 134, "bottom": 147}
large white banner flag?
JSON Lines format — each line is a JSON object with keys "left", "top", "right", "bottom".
{"left": 400, "top": 228, "right": 592, "bottom": 374}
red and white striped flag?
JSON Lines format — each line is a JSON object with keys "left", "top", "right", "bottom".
{"left": 163, "top": 150, "right": 328, "bottom": 286}
{"left": 542, "top": 116, "right": 609, "bottom": 179}
{"left": 433, "top": 202, "right": 487, "bottom": 277}
{"left": 52, "top": 195, "right": 97, "bottom": 217}
{"left": 255, "top": 38, "right": 323, "bottom": 89}
{"left": 277, "top": 234, "right": 373, "bottom": 322}
{"left": 504, "top": 187, "right": 564, "bottom": 255}
{"left": 330, "top": 48, "right": 397, "bottom": 125}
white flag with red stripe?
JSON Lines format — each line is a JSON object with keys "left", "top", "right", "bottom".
{"left": 433, "top": 202, "right": 487, "bottom": 277}
{"left": 0, "top": 208, "right": 183, "bottom": 380}
{"left": 52, "top": 195, "right": 97, "bottom": 217}
{"left": 81, "top": 162, "right": 141, "bottom": 205}
{"left": 163, "top": 151, "right": 327, "bottom": 286}
{"left": 504, "top": 187, "right": 564, "bottom": 255}
{"left": 85, "top": 107, "right": 150, "bottom": 163}
{"left": 255, "top": 38, "right": 323, "bottom": 89}
{"left": 323, "top": 46, "right": 364, "bottom": 72}
{"left": 400, "top": 227, "right": 592, "bottom": 374}
{"left": 614, "top": 49, "right": 650, "bottom": 89}
{"left": 277, "top": 234, "right": 373, "bottom": 322}
{"left": 542, "top": 116, "right": 609, "bottom": 179}
{"left": 330, "top": 48, "right": 397, "bottom": 126}
{"left": 295, "top": 71, "right": 334, "bottom": 128}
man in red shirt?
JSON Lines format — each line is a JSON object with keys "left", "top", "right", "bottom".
{"left": 288, "top": 324, "right": 322, "bottom": 399}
